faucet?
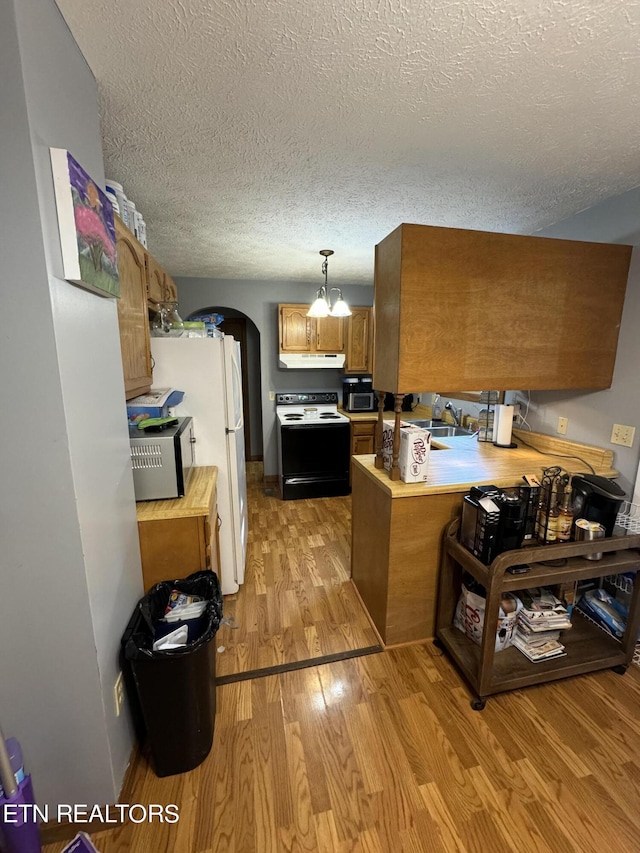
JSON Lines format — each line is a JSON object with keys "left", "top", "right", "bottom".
{"left": 445, "top": 402, "right": 462, "bottom": 426}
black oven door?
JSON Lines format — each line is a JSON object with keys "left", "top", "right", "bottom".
{"left": 280, "top": 422, "right": 350, "bottom": 500}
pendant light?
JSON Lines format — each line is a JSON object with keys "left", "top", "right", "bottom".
{"left": 307, "top": 250, "right": 351, "bottom": 318}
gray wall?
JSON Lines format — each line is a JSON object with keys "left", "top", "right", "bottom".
{"left": 0, "top": 0, "right": 141, "bottom": 807}
{"left": 176, "top": 278, "right": 373, "bottom": 475}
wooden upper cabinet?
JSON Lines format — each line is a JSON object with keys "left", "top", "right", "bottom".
{"left": 280, "top": 305, "right": 311, "bottom": 352}
{"left": 315, "top": 315, "right": 344, "bottom": 352}
{"left": 279, "top": 304, "right": 346, "bottom": 354}
{"left": 164, "top": 273, "right": 178, "bottom": 302}
{"left": 146, "top": 253, "right": 165, "bottom": 306}
{"left": 345, "top": 307, "right": 373, "bottom": 374}
{"left": 115, "top": 218, "right": 152, "bottom": 398}
{"left": 373, "top": 223, "right": 632, "bottom": 393}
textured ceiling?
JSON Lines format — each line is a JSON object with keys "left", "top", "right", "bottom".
{"left": 55, "top": 0, "right": 640, "bottom": 285}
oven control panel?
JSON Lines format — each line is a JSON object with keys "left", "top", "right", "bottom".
{"left": 276, "top": 392, "right": 339, "bottom": 406}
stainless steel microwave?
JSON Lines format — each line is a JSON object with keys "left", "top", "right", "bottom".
{"left": 129, "top": 416, "right": 195, "bottom": 501}
{"left": 345, "top": 391, "right": 375, "bottom": 412}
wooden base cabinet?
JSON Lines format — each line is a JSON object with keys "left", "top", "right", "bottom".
{"left": 436, "top": 519, "right": 640, "bottom": 710}
{"left": 349, "top": 419, "right": 376, "bottom": 484}
{"left": 136, "top": 467, "right": 219, "bottom": 592}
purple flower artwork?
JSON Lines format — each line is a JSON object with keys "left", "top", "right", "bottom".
{"left": 50, "top": 148, "right": 120, "bottom": 297}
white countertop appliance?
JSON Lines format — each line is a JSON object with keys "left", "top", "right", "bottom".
{"left": 276, "top": 392, "right": 350, "bottom": 500}
{"left": 129, "top": 416, "right": 195, "bottom": 501}
{"left": 150, "top": 336, "right": 248, "bottom": 596}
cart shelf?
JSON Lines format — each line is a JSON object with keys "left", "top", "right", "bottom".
{"left": 436, "top": 519, "right": 640, "bottom": 710}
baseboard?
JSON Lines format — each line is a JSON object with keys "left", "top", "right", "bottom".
{"left": 263, "top": 474, "right": 278, "bottom": 484}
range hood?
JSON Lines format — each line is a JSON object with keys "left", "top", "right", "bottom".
{"left": 279, "top": 353, "right": 345, "bottom": 369}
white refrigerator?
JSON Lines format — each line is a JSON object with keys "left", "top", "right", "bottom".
{"left": 150, "top": 335, "right": 248, "bottom": 595}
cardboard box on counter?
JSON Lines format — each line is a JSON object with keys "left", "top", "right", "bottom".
{"left": 399, "top": 426, "right": 431, "bottom": 482}
{"left": 382, "top": 418, "right": 411, "bottom": 470}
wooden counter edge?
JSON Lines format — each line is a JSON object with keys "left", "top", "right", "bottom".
{"left": 135, "top": 466, "right": 218, "bottom": 521}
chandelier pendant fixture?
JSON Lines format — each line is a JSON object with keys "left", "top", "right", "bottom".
{"left": 307, "top": 249, "right": 351, "bottom": 318}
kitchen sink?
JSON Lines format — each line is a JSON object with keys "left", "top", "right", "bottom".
{"left": 408, "top": 420, "right": 474, "bottom": 437}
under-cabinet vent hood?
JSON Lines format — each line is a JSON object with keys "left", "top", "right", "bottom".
{"left": 279, "top": 353, "right": 345, "bottom": 369}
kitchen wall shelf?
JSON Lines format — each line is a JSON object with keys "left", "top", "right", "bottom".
{"left": 435, "top": 518, "right": 640, "bottom": 710}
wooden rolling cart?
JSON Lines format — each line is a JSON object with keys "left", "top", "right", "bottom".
{"left": 435, "top": 518, "right": 640, "bottom": 710}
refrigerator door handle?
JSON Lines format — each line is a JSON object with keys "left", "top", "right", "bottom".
{"left": 231, "top": 349, "right": 244, "bottom": 430}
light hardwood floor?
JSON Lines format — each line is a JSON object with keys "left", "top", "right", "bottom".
{"left": 215, "top": 463, "right": 381, "bottom": 679}
{"left": 42, "top": 466, "right": 640, "bottom": 852}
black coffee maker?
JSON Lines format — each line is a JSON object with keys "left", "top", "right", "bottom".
{"left": 571, "top": 474, "right": 626, "bottom": 537}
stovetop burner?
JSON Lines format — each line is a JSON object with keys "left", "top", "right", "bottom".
{"left": 275, "top": 391, "right": 349, "bottom": 426}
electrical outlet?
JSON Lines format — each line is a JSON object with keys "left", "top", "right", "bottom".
{"left": 557, "top": 417, "right": 568, "bottom": 435}
{"left": 114, "top": 672, "right": 125, "bottom": 717}
{"left": 269, "top": 391, "right": 276, "bottom": 402}
{"left": 611, "top": 424, "right": 636, "bottom": 447}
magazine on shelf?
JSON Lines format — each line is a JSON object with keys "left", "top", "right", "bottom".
{"left": 512, "top": 636, "right": 566, "bottom": 663}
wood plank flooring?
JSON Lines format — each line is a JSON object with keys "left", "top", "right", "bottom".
{"left": 43, "top": 645, "right": 640, "bottom": 853}
{"left": 215, "top": 463, "right": 381, "bottom": 679}
{"left": 41, "top": 465, "right": 640, "bottom": 852}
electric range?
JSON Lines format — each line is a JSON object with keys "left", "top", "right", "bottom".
{"left": 276, "top": 392, "right": 351, "bottom": 500}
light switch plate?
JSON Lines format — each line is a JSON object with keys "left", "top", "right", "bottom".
{"left": 611, "top": 424, "right": 636, "bottom": 447}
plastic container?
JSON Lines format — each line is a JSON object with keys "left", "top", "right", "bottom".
{"left": 182, "top": 321, "right": 207, "bottom": 338}
{"left": 121, "top": 571, "right": 222, "bottom": 777}
{"left": 105, "top": 180, "right": 130, "bottom": 229}
{"left": 126, "top": 200, "right": 138, "bottom": 237}
{"left": 126, "top": 389, "right": 185, "bottom": 423}
{"left": 104, "top": 186, "right": 120, "bottom": 217}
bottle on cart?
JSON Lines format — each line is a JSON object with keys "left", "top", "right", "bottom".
{"left": 546, "top": 500, "right": 559, "bottom": 543}
{"left": 556, "top": 485, "right": 575, "bottom": 542}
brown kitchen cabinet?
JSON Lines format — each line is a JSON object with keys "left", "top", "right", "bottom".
{"left": 146, "top": 251, "right": 166, "bottom": 306}
{"left": 344, "top": 306, "right": 373, "bottom": 374}
{"left": 351, "top": 420, "right": 376, "bottom": 455}
{"left": 115, "top": 217, "right": 152, "bottom": 398}
{"left": 349, "top": 418, "right": 376, "bottom": 483}
{"left": 136, "top": 467, "right": 220, "bottom": 592}
{"left": 436, "top": 518, "right": 640, "bottom": 710}
{"left": 279, "top": 304, "right": 344, "bottom": 353}
{"left": 115, "top": 219, "right": 180, "bottom": 399}
{"left": 146, "top": 251, "right": 179, "bottom": 308}
{"left": 373, "top": 223, "right": 632, "bottom": 393}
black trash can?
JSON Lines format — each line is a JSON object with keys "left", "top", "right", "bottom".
{"left": 121, "top": 570, "right": 222, "bottom": 777}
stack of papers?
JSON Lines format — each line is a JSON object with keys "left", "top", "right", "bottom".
{"left": 513, "top": 587, "right": 572, "bottom": 662}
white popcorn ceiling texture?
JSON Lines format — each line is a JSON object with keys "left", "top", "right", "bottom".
{"left": 56, "top": 0, "right": 640, "bottom": 284}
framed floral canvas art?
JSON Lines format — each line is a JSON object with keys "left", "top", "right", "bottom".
{"left": 50, "top": 148, "right": 120, "bottom": 297}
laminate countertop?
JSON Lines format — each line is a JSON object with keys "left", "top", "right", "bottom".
{"left": 352, "top": 429, "right": 617, "bottom": 499}
{"left": 136, "top": 466, "right": 218, "bottom": 521}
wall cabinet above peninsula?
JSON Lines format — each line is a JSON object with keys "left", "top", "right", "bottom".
{"left": 373, "top": 223, "right": 632, "bottom": 393}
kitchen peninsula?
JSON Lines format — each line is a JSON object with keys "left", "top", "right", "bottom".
{"left": 350, "top": 430, "right": 617, "bottom": 646}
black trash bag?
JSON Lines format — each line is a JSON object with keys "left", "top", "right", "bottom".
{"left": 124, "top": 570, "right": 223, "bottom": 660}
{"left": 120, "top": 570, "right": 223, "bottom": 777}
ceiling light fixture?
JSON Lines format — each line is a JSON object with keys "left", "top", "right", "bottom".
{"left": 307, "top": 249, "right": 351, "bottom": 318}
